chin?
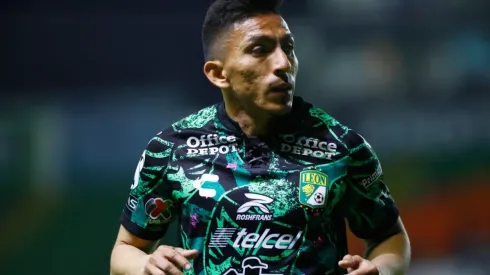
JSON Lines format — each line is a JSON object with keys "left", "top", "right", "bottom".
{"left": 258, "top": 93, "right": 294, "bottom": 115}
{"left": 264, "top": 101, "right": 293, "bottom": 116}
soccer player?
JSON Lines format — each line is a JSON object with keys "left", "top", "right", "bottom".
{"left": 110, "top": 0, "right": 411, "bottom": 274}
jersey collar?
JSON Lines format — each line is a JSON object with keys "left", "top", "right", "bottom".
{"left": 217, "top": 96, "right": 306, "bottom": 135}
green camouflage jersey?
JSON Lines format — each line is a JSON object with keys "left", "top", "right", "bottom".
{"left": 121, "top": 96, "right": 399, "bottom": 275}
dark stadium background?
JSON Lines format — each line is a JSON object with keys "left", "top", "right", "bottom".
{"left": 1, "top": 0, "right": 489, "bottom": 274}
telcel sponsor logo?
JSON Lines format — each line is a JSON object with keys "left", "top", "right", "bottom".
{"left": 232, "top": 228, "right": 303, "bottom": 249}
{"left": 186, "top": 135, "right": 238, "bottom": 156}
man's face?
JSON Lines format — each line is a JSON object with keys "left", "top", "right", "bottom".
{"left": 222, "top": 13, "right": 298, "bottom": 115}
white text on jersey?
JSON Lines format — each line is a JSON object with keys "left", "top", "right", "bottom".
{"left": 280, "top": 135, "right": 337, "bottom": 160}
{"left": 186, "top": 135, "right": 238, "bottom": 156}
{"left": 208, "top": 228, "right": 303, "bottom": 250}
{"left": 233, "top": 228, "right": 303, "bottom": 249}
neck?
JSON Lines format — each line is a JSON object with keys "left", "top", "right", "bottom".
{"left": 224, "top": 100, "right": 273, "bottom": 137}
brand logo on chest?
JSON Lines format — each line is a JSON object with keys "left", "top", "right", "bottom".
{"left": 186, "top": 134, "right": 238, "bottom": 156}
{"left": 279, "top": 135, "right": 338, "bottom": 160}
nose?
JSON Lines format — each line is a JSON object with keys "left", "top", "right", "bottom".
{"left": 272, "top": 47, "right": 292, "bottom": 76}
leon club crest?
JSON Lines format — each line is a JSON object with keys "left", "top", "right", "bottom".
{"left": 299, "top": 170, "right": 328, "bottom": 210}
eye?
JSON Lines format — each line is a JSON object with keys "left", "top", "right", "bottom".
{"left": 282, "top": 43, "right": 295, "bottom": 55}
{"left": 251, "top": 45, "right": 269, "bottom": 55}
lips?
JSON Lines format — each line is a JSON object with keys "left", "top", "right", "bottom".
{"left": 270, "top": 82, "right": 293, "bottom": 92}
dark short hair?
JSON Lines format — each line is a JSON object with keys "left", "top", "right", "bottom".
{"left": 202, "top": 0, "right": 284, "bottom": 60}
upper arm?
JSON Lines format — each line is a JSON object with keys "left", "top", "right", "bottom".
{"left": 119, "top": 132, "right": 178, "bottom": 241}
{"left": 341, "top": 132, "right": 400, "bottom": 240}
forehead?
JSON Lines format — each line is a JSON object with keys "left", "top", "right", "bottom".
{"left": 230, "top": 13, "right": 291, "bottom": 43}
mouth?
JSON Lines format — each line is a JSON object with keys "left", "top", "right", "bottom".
{"left": 269, "top": 83, "right": 293, "bottom": 93}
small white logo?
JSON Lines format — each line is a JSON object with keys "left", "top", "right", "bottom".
{"left": 209, "top": 228, "right": 237, "bottom": 248}
{"left": 223, "top": 256, "right": 281, "bottom": 275}
{"left": 236, "top": 193, "right": 273, "bottom": 221}
{"left": 237, "top": 193, "right": 272, "bottom": 214}
{"left": 193, "top": 174, "right": 219, "bottom": 198}
{"left": 131, "top": 151, "right": 146, "bottom": 190}
{"left": 126, "top": 196, "right": 138, "bottom": 211}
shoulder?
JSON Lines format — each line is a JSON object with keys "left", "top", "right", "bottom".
{"left": 300, "top": 99, "right": 342, "bottom": 127}
{"left": 170, "top": 104, "right": 219, "bottom": 132}
{"left": 299, "top": 98, "right": 353, "bottom": 145}
{"left": 299, "top": 98, "right": 347, "bottom": 132}
{"left": 149, "top": 104, "right": 220, "bottom": 145}
{"left": 299, "top": 98, "right": 374, "bottom": 152}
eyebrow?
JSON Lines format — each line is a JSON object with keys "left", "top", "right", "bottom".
{"left": 245, "top": 33, "right": 295, "bottom": 44}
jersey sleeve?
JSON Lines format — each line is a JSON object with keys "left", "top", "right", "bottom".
{"left": 120, "top": 132, "right": 177, "bottom": 240}
{"left": 341, "top": 132, "right": 399, "bottom": 240}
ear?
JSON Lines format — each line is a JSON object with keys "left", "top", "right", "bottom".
{"left": 203, "top": 60, "right": 230, "bottom": 89}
